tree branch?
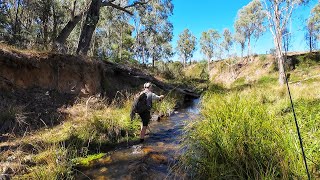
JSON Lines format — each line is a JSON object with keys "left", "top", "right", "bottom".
{"left": 125, "top": 0, "right": 150, "bottom": 8}
{"left": 101, "top": 0, "right": 149, "bottom": 15}
{"left": 281, "top": 2, "right": 295, "bottom": 31}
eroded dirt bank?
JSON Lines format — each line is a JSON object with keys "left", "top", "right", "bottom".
{"left": 0, "top": 47, "right": 199, "bottom": 138}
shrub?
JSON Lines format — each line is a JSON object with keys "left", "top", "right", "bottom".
{"left": 259, "top": 54, "right": 267, "bottom": 61}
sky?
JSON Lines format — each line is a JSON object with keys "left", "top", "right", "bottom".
{"left": 169, "top": 0, "right": 319, "bottom": 61}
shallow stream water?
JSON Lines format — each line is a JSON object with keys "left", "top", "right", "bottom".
{"left": 77, "top": 98, "right": 200, "bottom": 180}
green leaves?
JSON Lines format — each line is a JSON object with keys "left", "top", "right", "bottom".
{"left": 234, "top": 0, "right": 265, "bottom": 57}
{"left": 176, "top": 28, "right": 197, "bottom": 66}
{"left": 308, "top": 2, "right": 320, "bottom": 40}
{"left": 200, "top": 29, "right": 220, "bottom": 61}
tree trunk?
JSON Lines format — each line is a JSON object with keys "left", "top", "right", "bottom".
{"left": 241, "top": 43, "right": 244, "bottom": 60}
{"left": 42, "top": 13, "right": 49, "bottom": 49}
{"left": 12, "top": 0, "right": 21, "bottom": 44}
{"left": 309, "top": 33, "right": 312, "bottom": 53}
{"left": 274, "top": 4, "right": 286, "bottom": 85}
{"left": 277, "top": 49, "right": 286, "bottom": 85}
{"left": 76, "top": 0, "right": 101, "bottom": 55}
{"left": 247, "top": 37, "right": 251, "bottom": 58}
{"left": 142, "top": 46, "right": 145, "bottom": 64}
{"left": 52, "top": 3, "right": 58, "bottom": 41}
{"left": 52, "top": 13, "right": 84, "bottom": 51}
{"left": 119, "top": 25, "right": 123, "bottom": 61}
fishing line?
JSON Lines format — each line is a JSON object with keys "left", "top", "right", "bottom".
{"left": 282, "top": 57, "right": 311, "bottom": 180}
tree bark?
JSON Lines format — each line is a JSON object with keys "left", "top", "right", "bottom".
{"left": 274, "top": 3, "right": 286, "bottom": 85}
{"left": 52, "top": 3, "right": 58, "bottom": 41}
{"left": 52, "top": 13, "right": 84, "bottom": 51}
{"left": 42, "top": 9, "right": 49, "bottom": 49}
{"left": 76, "top": 0, "right": 101, "bottom": 55}
{"left": 142, "top": 46, "right": 145, "bottom": 64}
{"left": 309, "top": 31, "right": 312, "bottom": 53}
{"left": 12, "top": 0, "right": 21, "bottom": 44}
{"left": 53, "top": 0, "right": 149, "bottom": 54}
{"left": 247, "top": 36, "right": 251, "bottom": 58}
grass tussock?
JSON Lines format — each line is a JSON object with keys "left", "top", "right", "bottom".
{"left": 179, "top": 72, "right": 320, "bottom": 179}
{"left": 11, "top": 95, "right": 139, "bottom": 179}
{"left": 9, "top": 91, "right": 180, "bottom": 179}
{"left": 153, "top": 92, "right": 179, "bottom": 117}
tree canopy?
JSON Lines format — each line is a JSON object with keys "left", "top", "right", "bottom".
{"left": 176, "top": 29, "right": 197, "bottom": 67}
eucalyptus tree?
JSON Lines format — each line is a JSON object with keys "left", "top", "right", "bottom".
{"left": 234, "top": 29, "right": 246, "bottom": 59}
{"left": 263, "top": 0, "right": 309, "bottom": 84}
{"left": 0, "top": 1, "right": 9, "bottom": 41}
{"left": 176, "top": 29, "right": 197, "bottom": 67}
{"left": 200, "top": 29, "right": 220, "bottom": 72}
{"left": 234, "top": 0, "right": 265, "bottom": 58}
{"left": 134, "top": 0, "right": 174, "bottom": 67}
{"left": 305, "top": 23, "right": 318, "bottom": 52}
{"left": 0, "top": 0, "right": 86, "bottom": 51}
{"left": 282, "top": 28, "right": 291, "bottom": 55}
{"left": 221, "top": 28, "right": 233, "bottom": 58}
{"left": 307, "top": 2, "right": 320, "bottom": 52}
{"left": 53, "top": 0, "right": 149, "bottom": 55}
{"left": 0, "top": 0, "right": 31, "bottom": 46}
{"left": 91, "top": 5, "right": 134, "bottom": 61}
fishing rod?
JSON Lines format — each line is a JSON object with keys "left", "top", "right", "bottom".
{"left": 282, "top": 57, "right": 311, "bottom": 180}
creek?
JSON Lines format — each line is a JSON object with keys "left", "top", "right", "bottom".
{"left": 77, "top": 98, "right": 200, "bottom": 180}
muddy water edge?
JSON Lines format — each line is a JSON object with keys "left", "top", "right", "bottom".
{"left": 75, "top": 98, "right": 201, "bottom": 180}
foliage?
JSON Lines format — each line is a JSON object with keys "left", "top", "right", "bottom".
{"left": 234, "top": 0, "right": 265, "bottom": 57}
{"left": 152, "top": 93, "right": 178, "bottom": 117}
{"left": 263, "top": 0, "right": 309, "bottom": 84}
{"left": 184, "top": 62, "right": 208, "bottom": 80}
{"left": 0, "top": 0, "right": 173, "bottom": 63}
{"left": 179, "top": 80, "right": 320, "bottom": 179}
{"left": 221, "top": 28, "right": 233, "bottom": 56}
{"left": 154, "top": 61, "right": 185, "bottom": 80}
{"left": 306, "top": 2, "right": 320, "bottom": 52}
{"left": 308, "top": 2, "right": 320, "bottom": 40}
{"left": 134, "top": 0, "right": 174, "bottom": 66}
{"left": 200, "top": 29, "right": 221, "bottom": 71}
{"left": 176, "top": 29, "right": 197, "bottom": 67}
{"left": 12, "top": 95, "right": 141, "bottom": 179}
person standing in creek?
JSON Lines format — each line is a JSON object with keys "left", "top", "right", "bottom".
{"left": 131, "top": 82, "right": 164, "bottom": 143}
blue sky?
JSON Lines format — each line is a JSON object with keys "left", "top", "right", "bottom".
{"left": 169, "top": 0, "right": 319, "bottom": 61}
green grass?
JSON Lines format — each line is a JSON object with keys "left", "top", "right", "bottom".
{"left": 11, "top": 96, "right": 141, "bottom": 179}
{"left": 153, "top": 94, "right": 178, "bottom": 116}
{"left": 257, "top": 75, "right": 278, "bottom": 85}
{"left": 178, "top": 80, "right": 320, "bottom": 179}
{"left": 11, "top": 91, "right": 181, "bottom": 179}
{"left": 231, "top": 77, "right": 246, "bottom": 87}
{"left": 259, "top": 54, "right": 267, "bottom": 61}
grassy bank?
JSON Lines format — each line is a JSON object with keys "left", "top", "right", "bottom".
{"left": 178, "top": 70, "right": 320, "bottom": 179}
{"left": 2, "top": 91, "right": 179, "bottom": 179}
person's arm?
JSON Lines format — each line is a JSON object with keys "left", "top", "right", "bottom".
{"left": 151, "top": 93, "right": 164, "bottom": 101}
